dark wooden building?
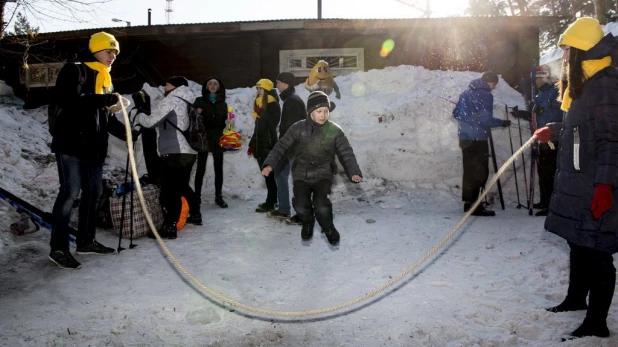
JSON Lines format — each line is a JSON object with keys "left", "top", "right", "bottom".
{"left": 0, "top": 17, "right": 557, "bottom": 106}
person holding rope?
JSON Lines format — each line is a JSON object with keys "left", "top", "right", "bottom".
{"left": 452, "top": 72, "right": 511, "bottom": 217}
{"left": 48, "top": 32, "right": 133, "bottom": 269}
{"left": 535, "top": 18, "right": 618, "bottom": 340}
{"left": 134, "top": 76, "right": 200, "bottom": 239}
{"left": 261, "top": 91, "right": 362, "bottom": 245}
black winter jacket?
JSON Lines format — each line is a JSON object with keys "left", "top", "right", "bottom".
{"left": 278, "top": 86, "right": 306, "bottom": 138}
{"left": 193, "top": 77, "right": 228, "bottom": 153}
{"left": 263, "top": 116, "right": 362, "bottom": 183}
{"left": 50, "top": 59, "right": 126, "bottom": 163}
{"left": 545, "top": 35, "right": 618, "bottom": 254}
{"left": 249, "top": 90, "right": 281, "bottom": 158}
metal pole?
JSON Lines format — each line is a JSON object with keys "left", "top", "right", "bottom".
{"left": 318, "top": 0, "right": 322, "bottom": 19}
{"left": 148, "top": 8, "right": 152, "bottom": 26}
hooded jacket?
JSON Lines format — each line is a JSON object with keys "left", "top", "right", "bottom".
{"left": 193, "top": 77, "right": 228, "bottom": 153}
{"left": 135, "top": 85, "right": 196, "bottom": 156}
{"left": 278, "top": 86, "right": 306, "bottom": 139}
{"left": 534, "top": 83, "right": 563, "bottom": 129}
{"left": 249, "top": 89, "right": 281, "bottom": 158}
{"left": 50, "top": 50, "right": 127, "bottom": 163}
{"left": 452, "top": 78, "right": 504, "bottom": 141}
{"left": 263, "top": 114, "right": 362, "bottom": 184}
{"left": 545, "top": 34, "right": 618, "bottom": 253}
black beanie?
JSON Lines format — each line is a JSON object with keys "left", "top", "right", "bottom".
{"left": 276, "top": 72, "right": 296, "bottom": 87}
{"left": 307, "top": 91, "right": 333, "bottom": 114}
{"left": 481, "top": 72, "right": 499, "bottom": 84}
{"left": 166, "top": 76, "right": 189, "bottom": 88}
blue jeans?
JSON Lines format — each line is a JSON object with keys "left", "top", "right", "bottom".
{"left": 50, "top": 154, "right": 102, "bottom": 252}
{"left": 274, "top": 157, "right": 291, "bottom": 214}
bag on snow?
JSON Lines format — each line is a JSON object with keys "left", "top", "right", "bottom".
{"left": 109, "top": 185, "right": 164, "bottom": 239}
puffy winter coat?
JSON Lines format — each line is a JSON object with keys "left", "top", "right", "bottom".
{"left": 263, "top": 116, "right": 362, "bottom": 183}
{"left": 534, "top": 83, "right": 563, "bottom": 129}
{"left": 193, "top": 77, "right": 228, "bottom": 153}
{"left": 135, "top": 85, "right": 197, "bottom": 156}
{"left": 50, "top": 59, "right": 127, "bottom": 163}
{"left": 248, "top": 90, "right": 281, "bottom": 158}
{"left": 452, "top": 78, "right": 504, "bottom": 141}
{"left": 278, "top": 86, "right": 306, "bottom": 139}
{"left": 545, "top": 35, "right": 618, "bottom": 254}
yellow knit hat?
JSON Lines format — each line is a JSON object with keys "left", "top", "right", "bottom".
{"left": 89, "top": 32, "right": 120, "bottom": 54}
{"left": 558, "top": 17, "right": 604, "bottom": 51}
{"left": 256, "top": 79, "right": 274, "bottom": 91}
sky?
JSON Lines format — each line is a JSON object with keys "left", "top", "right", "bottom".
{"left": 1, "top": 66, "right": 617, "bottom": 346}
{"left": 4, "top": 0, "right": 470, "bottom": 33}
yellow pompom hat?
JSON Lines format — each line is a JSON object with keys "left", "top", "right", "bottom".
{"left": 89, "top": 31, "right": 120, "bottom": 54}
{"left": 256, "top": 78, "right": 274, "bottom": 91}
{"left": 558, "top": 17, "right": 604, "bottom": 51}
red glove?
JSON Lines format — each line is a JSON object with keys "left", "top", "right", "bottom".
{"left": 591, "top": 184, "right": 613, "bottom": 220}
{"left": 534, "top": 127, "right": 551, "bottom": 143}
{"left": 247, "top": 145, "right": 254, "bottom": 156}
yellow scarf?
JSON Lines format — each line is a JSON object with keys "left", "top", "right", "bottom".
{"left": 84, "top": 62, "right": 113, "bottom": 94}
{"left": 252, "top": 95, "right": 276, "bottom": 120}
{"left": 561, "top": 56, "right": 612, "bottom": 111}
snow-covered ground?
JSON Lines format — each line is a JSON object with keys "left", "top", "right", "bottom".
{"left": 1, "top": 65, "right": 616, "bottom": 346}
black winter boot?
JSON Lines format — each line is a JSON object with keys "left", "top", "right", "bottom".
{"left": 215, "top": 195, "right": 228, "bottom": 208}
{"left": 148, "top": 222, "right": 177, "bottom": 239}
{"left": 186, "top": 212, "right": 203, "bottom": 225}
{"left": 301, "top": 220, "right": 314, "bottom": 240}
{"left": 562, "top": 318, "right": 610, "bottom": 341}
{"left": 322, "top": 227, "right": 340, "bottom": 245}
{"left": 464, "top": 202, "right": 496, "bottom": 217}
{"left": 547, "top": 246, "right": 590, "bottom": 313}
{"left": 255, "top": 202, "right": 275, "bottom": 213}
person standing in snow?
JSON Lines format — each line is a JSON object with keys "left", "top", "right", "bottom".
{"left": 268, "top": 72, "right": 306, "bottom": 224}
{"left": 261, "top": 91, "right": 362, "bottom": 245}
{"left": 134, "top": 76, "right": 200, "bottom": 239}
{"left": 534, "top": 18, "right": 618, "bottom": 341}
{"left": 452, "top": 72, "right": 511, "bottom": 216}
{"left": 193, "top": 77, "right": 229, "bottom": 209}
{"left": 247, "top": 79, "right": 281, "bottom": 213}
{"left": 49, "top": 32, "right": 129, "bottom": 269}
{"left": 512, "top": 65, "right": 563, "bottom": 216}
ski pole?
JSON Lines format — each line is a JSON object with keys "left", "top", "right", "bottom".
{"left": 505, "top": 105, "right": 524, "bottom": 208}
{"left": 513, "top": 106, "right": 530, "bottom": 209}
{"left": 488, "top": 129, "right": 505, "bottom": 210}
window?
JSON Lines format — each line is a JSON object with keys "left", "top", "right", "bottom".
{"left": 19, "top": 62, "right": 65, "bottom": 88}
{"left": 279, "top": 48, "right": 364, "bottom": 78}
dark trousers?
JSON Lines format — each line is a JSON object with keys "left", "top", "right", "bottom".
{"left": 50, "top": 154, "right": 103, "bottom": 251}
{"left": 537, "top": 142, "right": 559, "bottom": 206}
{"left": 565, "top": 242, "right": 615, "bottom": 324}
{"left": 459, "top": 140, "right": 489, "bottom": 202}
{"left": 141, "top": 128, "right": 162, "bottom": 185}
{"left": 293, "top": 180, "right": 333, "bottom": 229}
{"left": 160, "top": 154, "right": 198, "bottom": 225}
{"left": 194, "top": 151, "right": 224, "bottom": 199}
{"left": 256, "top": 157, "right": 277, "bottom": 205}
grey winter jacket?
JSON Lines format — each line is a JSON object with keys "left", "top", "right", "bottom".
{"left": 545, "top": 35, "right": 618, "bottom": 254}
{"left": 263, "top": 116, "right": 362, "bottom": 183}
{"left": 135, "top": 85, "right": 197, "bottom": 156}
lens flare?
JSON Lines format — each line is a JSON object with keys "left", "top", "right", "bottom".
{"left": 381, "top": 39, "right": 395, "bottom": 57}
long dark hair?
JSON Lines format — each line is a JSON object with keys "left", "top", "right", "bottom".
{"left": 557, "top": 46, "right": 586, "bottom": 101}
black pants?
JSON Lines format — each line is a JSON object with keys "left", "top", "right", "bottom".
{"left": 256, "top": 157, "right": 277, "bottom": 205}
{"left": 566, "top": 242, "right": 615, "bottom": 324}
{"left": 141, "top": 128, "right": 162, "bottom": 185}
{"left": 293, "top": 179, "right": 333, "bottom": 229}
{"left": 537, "top": 142, "right": 559, "bottom": 206}
{"left": 460, "top": 140, "right": 489, "bottom": 202}
{"left": 194, "top": 151, "right": 224, "bottom": 199}
{"left": 160, "top": 154, "right": 198, "bottom": 225}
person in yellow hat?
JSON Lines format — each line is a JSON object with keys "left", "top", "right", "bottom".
{"left": 534, "top": 17, "right": 618, "bottom": 340}
{"left": 48, "top": 31, "right": 131, "bottom": 269}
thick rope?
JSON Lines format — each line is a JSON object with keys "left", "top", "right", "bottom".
{"left": 117, "top": 95, "right": 537, "bottom": 317}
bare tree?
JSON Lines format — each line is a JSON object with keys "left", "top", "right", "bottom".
{"left": 593, "top": 0, "right": 606, "bottom": 22}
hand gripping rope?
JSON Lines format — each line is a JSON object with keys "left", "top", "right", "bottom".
{"left": 116, "top": 93, "right": 538, "bottom": 318}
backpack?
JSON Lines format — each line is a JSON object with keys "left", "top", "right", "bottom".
{"left": 165, "top": 97, "right": 208, "bottom": 152}
{"left": 48, "top": 63, "right": 87, "bottom": 137}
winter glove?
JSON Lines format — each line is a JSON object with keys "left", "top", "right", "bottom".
{"left": 501, "top": 120, "right": 511, "bottom": 128}
{"left": 132, "top": 90, "right": 151, "bottom": 115}
{"left": 532, "top": 103, "right": 545, "bottom": 115}
{"left": 247, "top": 145, "right": 254, "bottom": 156}
{"left": 104, "top": 93, "right": 119, "bottom": 107}
{"left": 534, "top": 127, "right": 551, "bottom": 143}
{"left": 591, "top": 184, "right": 613, "bottom": 220}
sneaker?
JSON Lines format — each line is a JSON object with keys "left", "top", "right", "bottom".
{"left": 268, "top": 210, "right": 291, "bottom": 219}
{"left": 301, "top": 221, "right": 314, "bottom": 240}
{"left": 255, "top": 202, "right": 275, "bottom": 213}
{"left": 215, "top": 196, "right": 228, "bottom": 208}
{"left": 75, "top": 240, "right": 116, "bottom": 255}
{"left": 187, "top": 212, "right": 203, "bottom": 225}
{"left": 322, "top": 227, "right": 340, "bottom": 245}
{"left": 285, "top": 215, "right": 302, "bottom": 225}
{"left": 49, "top": 250, "right": 82, "bottom": 269}
{"left": 535, "top": 208, "right": 549, "bottom": 217}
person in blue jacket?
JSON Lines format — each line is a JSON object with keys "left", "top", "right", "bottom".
{"left": 452, "top": 72, "right": 511, "bottom": 216}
